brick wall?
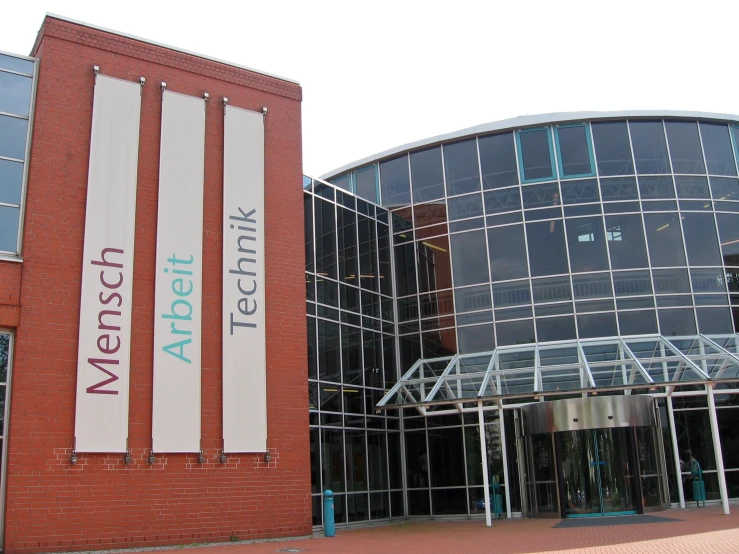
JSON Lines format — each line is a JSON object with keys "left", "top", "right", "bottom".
{"left": 4, "top": 16, "right": 309, "bottom": 553}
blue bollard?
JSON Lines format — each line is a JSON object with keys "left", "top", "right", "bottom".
{"left": 323, "top": 489, "right": 335, "bottom": 537}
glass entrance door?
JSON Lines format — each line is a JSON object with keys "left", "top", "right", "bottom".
{"left": 558, "top": 428, "right": 638, "bottom": 517}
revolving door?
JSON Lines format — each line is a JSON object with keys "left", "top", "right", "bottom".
{"left": 519, "top": 396, "right": 669, "bottom": 518}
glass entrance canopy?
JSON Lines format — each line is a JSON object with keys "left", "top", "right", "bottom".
{"left": 377, "top": 335, "right": 739, "bottom": 413}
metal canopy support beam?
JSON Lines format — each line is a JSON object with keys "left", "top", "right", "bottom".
{"left": 478, "top": 352, "right": 498, "bottom": 397}
{"left": 701, "top": 334, "right": 739, "bottom": 371}
{"left": 707, "top": 385, "right": 730, "bottom": 515}
{"left": 663, "top": 338, "right": 711, "bottom": 380}
{"left": 478, "top": 401, "right": 492, "bottom": 527}
{"left": 619, "top": 340, "right": 654, "bottom": 384}
{"left": 499, "top": 406, "right": 512, "bottom": 519}
{"left": 666, "top": 396, "right": 685, "bottom": 509}
{"left": 424, "top": 354, "right": 459, "bottom": 403}
{"left": 377, "top": 359, "right": 424, "bottom": 408}
{"left": 577, "top": 344, "right": 596, "bottom": 389}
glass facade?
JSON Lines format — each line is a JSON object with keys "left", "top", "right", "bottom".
{"left": 313, "top": 113, "right": 739, "bottom": 525}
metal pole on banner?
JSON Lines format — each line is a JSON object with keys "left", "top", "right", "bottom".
{"left": 478, "top": 401, "right": 492, "bottom": 527}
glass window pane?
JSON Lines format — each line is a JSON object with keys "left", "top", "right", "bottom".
{"left": 394, "top": 243, "right": 417, "bottom": 296}
{"left": 450, "top": 231, "right": 489, "bottom": 286}
{"left": 358, "top": 216, "right": 378, "bottom": 291}
{"left": 522, "top": 182, "right": 560, "bottom": 209}
{"left": 484, "top": 187, "right": 521, "bottom": 214}
{"left": 665, "top": 121, "right": 705, "bottom": 174}
{"left": 0, "top": 205, "right": 20, "bottom": 253}
{"left": 710, "top": 177, "right": 739, "bottom": 202}
{"left": 536, "top": 316, "right": 576, "bottom": 342}
{"left": 315, "top": 198, "right": 337, "bottom": 279}
{"left": 613, "top": 270, "right": 652, "bottom": 296}
{"left": 681, "top": 212, "right": 721, "bottom": 266}
{"left": 561, "top": 179, "right": 599, "bottom": 205}
{"left": 572, "top": 273, "right": 613, "bottom": 299}
{"left": 618, "top": 310, "right": 658, "bottom": 335}
{"left": 690, "top": 268, "right": 726, "bottom": 293}
{"left": 630, "top": 121, "right": 670, "bottom": 174}
{"left": 638, "top": 176, "right": 675, "bottom": 199}
{"left": 0, "top": 55, "right": 34, "bottom": 74}
{"left": 600, "top": 176, "right": 638, "bottom": 200}
{"left": 411, "top": 147, "right": 445, "bottom": 203}
{"left": 0, "top": 72, "right": 32, "bottom": 117}
{"left": 577, "top": 312, "right": 617, "bottom": 339}
{"left": 418, "top": 235, "right": 451, "bottom": 294}
{"left": 658, "top": 308, "right": 696, "bottom": 336}
{"left": 644, "top": 213, "right": 687, "bottom": 267}
{"left": 455, "top": 284, "right": 491, "bottom": 314}
{"left": 696, "top": 307, "right": 734, "bottom": 335}
{"left": 716, "top": 214, "right": 739, "bottom": 266}
{"left": 318, "top": 320, "right": 341, "bottom": 383}
{"left": 674, "top": 176, "right": 710, "bottom": 199}
{"left": 0, "top": 158, "right": 23, "bottom": 205}
{"left": 700, "top": 123, "right": 737, "bottom": 177}
{"left": 0, "top": 115, "right": 28, "bottom": 161}
{"left": 652, "top": 268, "right": 690, "bottom": 294}
{"left": 518, "top": 129, "right": 554, "bottom": 182}
{"left": 479, "top": 132, "right": 518, "bottom": 189}
{"left": 493, "top": 280, "right": 531, "bottom": 307}
{"left": 556, "top": 125, "right": 593, "bottom": 177}
{"left": 566, "top": 216, "right": 609, "bottom": 273}
{"left": 337, "top": 208, "right": 357, "bottom": 283}
{"left": 592, "top": 121, "right": 634, "bottom": 176}
{"left": 532, "top": 276, "right": 571, "bottom": 303}
{"left": 380, "top": 156, "right": 410, "bottom": 207}
{"left": 606, "top": 214, "right": 649, "bottom": 269}
{"left": 488, "top": 225, "right": 529, "bottom": 281}
{"left": 355, "top": 166, "right": 378, "bottom": 203}
{"left": 447, "top": 193, "right": 482, "bottom": 220}
{"left": 331, "top": 174, "right": 352, "bottom": 192}
{"left": 496, "top": 319, "right": 535, "bottom": 346}
{"left": 444, "top": 139, "right": 480, "bottom": 196}
{"left": 457, "top": 324, "right": 494, "bottom": 354}
{"left": 526, "top": 219, "right": 568, "bottom": 277}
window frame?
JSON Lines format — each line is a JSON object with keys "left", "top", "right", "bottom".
{"left": 0, "top": 50, "right": 37, "bottom": 261}
{"left": 554, "top": 123, "right": 596, "bottom": 180}
{"left": 731, "top": 125, "right": 739, "bottom": 178}
{"left": 353, "top": 165, "right": 379, "bottom": 204}
{"left": 515, "top": 127, "right": 557, "bottom": 184}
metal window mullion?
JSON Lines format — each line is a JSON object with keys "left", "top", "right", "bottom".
{"left": 619, "top": 339, "right": 654, "bottom": 384}
{"left": 510, "top": 134, "right": 538, "bottom": 343}
{"left": 533, "top": 345, "right": 541, "bottom": 394}
{"left": 661, "top": 120, "right": 700, "bottom": 334}
{"left": 625, "top": 120, "right": 660, "bottom": 332}
{"left": 577, "top": 343, "right": 596, "bottom": 389}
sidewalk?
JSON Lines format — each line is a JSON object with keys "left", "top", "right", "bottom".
{"left": 190, "top": 506, "right": 739, "bottom": 553}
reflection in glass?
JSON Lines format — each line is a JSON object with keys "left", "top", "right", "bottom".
{"left": 484, "top": 187, "right": 521, "bottom": 214}
{"left": 630, "top": 121, "right": 670, "bottom": 174}
{"left": 592, "top": 121, "right": 634, "bottom": 176}
{"left": 418, "top": 235, "right": 451, "bottom": 293}
{"left": 709, "top": 177, "right": 739, "bottom": 202}
{"left": 605, "top": 214, "right": 648, "bottom": 269}
{"left": 0, "top": 115, "right": 28, "bottom": 161}
{"left": 444, "top": 139, "right": 480, "bottom": 196}
{"left": 450, "top": 231, "right": 489, "bottom": 286}
{"left": 457, "top": 324, "right": 494, "bottom": 353}
{"left": 716, "top": 214, "right": 739, "bottom": 266}
{"left": 0, "top": 54, "right": 34, "bottom": 75}
{"left": 447, "top": 194, "right": 482, "bottom": 220}
{"left": 518, "top": 128, "right": 554, "bottom": 181}
{"left": 700, "top": 123, "right": 737, "bottom": 176}
{"left": 613, "top": 270, "right": 652, "bottom": 296}
{"left": 479, "top": 132, "right": 518, "bottom": 189}
{"left": 496, "top": 319, "right": 535, "bottom": 346}
{"left": 644, "top": 213, "right": 687, "bottom": 267}
{"left": 380, "top": 156, "right": 410, "bottom": 207}
{"left": 674, "top": 176, "right": 710, "bottom": 199}
{"left": 411, "top": 147, "right": 445, "bottom": 203}
{"left": 337, "top": 208, "right": 358, "bottom": 283}
{"left": 618, "top": 310, "right": 658, "bottom": 335}
{"left": 318, "top": 320, "right": 341, "bottom": 382}
{"left": 696, "top": 307, "right": 734, "bottom": 334}
{"left": 522, "top": 182, "right": 560, "bottom": 209}
{"left": 536, "top": 316, "right": 576, "bottom": 342}
{"left": 652, "top": 268, "right": 691, "bottom": 294}
{"left": 556, "top": 124, "right": 593, "bottom": 177}
{"left": 532, "top": 276, "right": 571, "bottom": 303}
{"left": 681, "top": 213, "right": 722, "bottom": 267}
{"left": 526, "top": 219, "right": 568, "bottom": 277}
{"left": 493, "top": 280, "right": 532, "bottom": 307}
{"left": 600, "top": 176, "right": 638, "bottom": 200}
{"left": 0, "top": 72, "right": 32, "bottom": 117}
{"left": 0, "top": 205, "right": 20, "bottom": 253}
{"left": 658, "top": 308, "right": 696, "bottom": 336}
{"left": 561, "top": 179, "right": 599, "bottom": 205}
{"left": 572, "top": 273, "right": 613, "bottom": 299}
{"left": 488, "top": 225, "right": 528, "bottom": 281}
{"left": 358, "top": 215, "right": 378, "bottom": 291}
{"left": 638, "top": 176, "right": 675, "bottom": 199}
{"left": 566, "top": 217, "right": 609, "bottom": 273}
{"left": 355, "top": 166, "right": 378, "bottom": 203}
{"left": 394, "top": 243, "right": 417, "bottom": 296}
{"left": 665, "top": 121, "right": 705, "bottom": 174}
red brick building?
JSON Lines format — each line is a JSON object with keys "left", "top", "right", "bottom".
{"left": 0, "top": 14, "right": 310, "bottom": 553}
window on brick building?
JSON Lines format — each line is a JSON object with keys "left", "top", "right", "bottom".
{"left": 0, "top": 52, "right": 36, "bottom": 257}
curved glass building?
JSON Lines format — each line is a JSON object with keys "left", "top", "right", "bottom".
{"left": 306, "top": 112, "right": 739, "bottom": 526}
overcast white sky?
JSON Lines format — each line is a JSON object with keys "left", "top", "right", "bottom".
{"left": 3, "top": 1, "right": 739, "bottom": 177}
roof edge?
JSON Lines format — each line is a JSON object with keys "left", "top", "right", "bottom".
{"left": 33, "top": 13, "right": 300, "bottom": 86}
{"left": 320, "top": 109, "right": 739, "bottom": 180}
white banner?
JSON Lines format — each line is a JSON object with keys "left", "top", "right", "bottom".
{"left": 222, "top": 105, "right": 266, "bottom": 453}
{"left": 152, "top": 91, "right": 205, "bottom": 453}
{"left": 74, "top": 75, "right": 141, "bottom": 452}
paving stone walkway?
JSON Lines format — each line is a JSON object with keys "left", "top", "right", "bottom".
{"left": 136, "top": 506, "right": 739, "bottom": 553}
